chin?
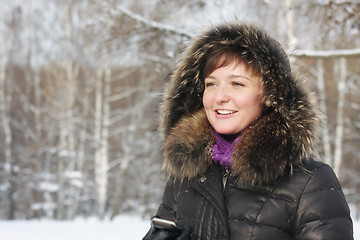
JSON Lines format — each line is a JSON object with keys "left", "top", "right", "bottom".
{"left": 214, "top": 128, "right": 240, "bottom": 135}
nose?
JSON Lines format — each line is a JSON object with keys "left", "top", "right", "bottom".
{"left": 215, "top": 85, "right": 230, "bottom": 104}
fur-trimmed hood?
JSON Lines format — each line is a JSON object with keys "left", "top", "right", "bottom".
{"left": 160, "top": 22, "right": 319, "bottom": 186}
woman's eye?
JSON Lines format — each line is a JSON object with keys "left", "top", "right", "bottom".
{"left": 232, "top": 81, "right": 245, "bottom": 87}
{"left": 205, "top": 82, "right": 216, "bottom": 87}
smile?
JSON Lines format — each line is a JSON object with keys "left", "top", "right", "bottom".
{"left": 216, "top": 110, "right": 237, "bottom": 115}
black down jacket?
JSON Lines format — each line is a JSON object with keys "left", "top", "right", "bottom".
{"left": 145, "top": 23, "right": 353, "bottom": 239}
{"left": 155, "top": 158, "right": 353, "bottom": 239}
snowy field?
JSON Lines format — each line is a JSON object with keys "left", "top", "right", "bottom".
{"left": 0, "top": 214, "right": 358, "bottom": 240}
{"left": 0, "top": 215, "right": 150, "bottom": 240}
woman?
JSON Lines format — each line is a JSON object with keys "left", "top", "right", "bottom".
{"left": 143, "top": 22, "right": 353, "bottom": 240}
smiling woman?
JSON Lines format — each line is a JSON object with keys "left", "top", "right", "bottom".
{"left": 143, "top": 22, "right": 353, "bottom": 240}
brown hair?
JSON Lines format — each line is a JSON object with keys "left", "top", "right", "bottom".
{"left": 201, "top": 48, "right": 262, "bottom": 80}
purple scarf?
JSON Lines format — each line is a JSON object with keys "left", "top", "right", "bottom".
{"left": 212, "top": 128, "right": 242, "bottom": 169}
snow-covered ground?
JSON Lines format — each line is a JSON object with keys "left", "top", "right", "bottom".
{"left": 0, "top": 215, "right": 150, "bottom": 240}
{"left": 0, "top": 214, "right": 358, "bottom": 240}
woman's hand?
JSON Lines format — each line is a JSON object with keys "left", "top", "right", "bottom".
{"left": 143, "top": 224, "right": 195, "bottom": 240}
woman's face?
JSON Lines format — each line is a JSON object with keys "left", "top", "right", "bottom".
{"left": 203, "top": 61, "right": 263, "bottom": 135}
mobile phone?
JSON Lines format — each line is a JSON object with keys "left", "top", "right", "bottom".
{"left": 151, "top": 217, "right": 181, "bottom": 232}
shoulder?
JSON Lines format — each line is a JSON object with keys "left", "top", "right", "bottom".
{"left": 292, "top": 159, "right": 353, "bottom": 239}
{"left": 276, "top": 159, "right": 339, "bottom": 192}
{"left": 272, "top": 159, "right": 344, "bottom": 205}
{"left": 297, "top": 158, "right": 342, "bottom": 191}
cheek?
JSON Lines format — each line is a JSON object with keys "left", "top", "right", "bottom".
{"left": 202, "top": 91, "right": 211, "bottom": 108}
{"left": 236, "top": 94, "right": 262, "bottom": 111}
{"left": 251, "top": 95, "right": 264, "bottom": 116}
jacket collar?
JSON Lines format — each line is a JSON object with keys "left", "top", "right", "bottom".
{"left": 190, "top": 164, "right": 230, "bottom": 237}
{"left": 162, "top": 109, "right": 316, "bottom": 186}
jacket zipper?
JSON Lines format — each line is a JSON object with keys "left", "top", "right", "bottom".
{"left": 222, "top": 169, "right": 230, "bottom": 190}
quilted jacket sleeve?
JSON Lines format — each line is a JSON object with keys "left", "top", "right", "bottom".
{"left": 294, "top": 163, "right": 353, "bottom": 240}
{"left": 142, "top": 177, "right": 178, "bottom": 239}
{"left": 154, "top": 176, "right": 178, "bottom": 222}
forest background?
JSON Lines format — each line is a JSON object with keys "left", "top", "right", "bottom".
{"left": 0, "top": 0, "right": 359, "bottom": 222}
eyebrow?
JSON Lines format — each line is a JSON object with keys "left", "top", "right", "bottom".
{"left": 205, "top": 74, "right": 253, "bottom": 81}
{"left": 230, "top": 74, "right": 252, "bottom": 81}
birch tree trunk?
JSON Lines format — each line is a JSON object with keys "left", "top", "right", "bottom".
{"left": 110, "top": 137, "right": 133, "bottom": 220}
{"left": 94, "top": 62, "right": 104, "bottom": 218}
{"left": 94, "top": 50, "right": 111, "bottom": 219}
{"left": 333, "top": 57, "right": 347, "bottom": 176}
{"left": 285, "top": 0, "right": 296, "bottom": 64}
{"left": 66, "top": 78, "right": 90, "bottom": 219}
{"left": 0, "top": 2, "right": 14, "bottom": 220}
{"left": 57, "top": 2, "right": 76, "bottom": 219}
{"left": 316, "top": 59, "right": 332, "bottom": 166}
{"left": 92, "top": 0, "right": 114, "bottom": 218}
{"left": 57, "top": 73, "right": 67, "bottom": 220}
{"left": 99, "top": 51, "right": 111, "bottom": 219}
{"left": 25, "top": 0, "right": 43, "bottom": 219}
{"left": 64, "top": 0, "right": 76, "bottom": 173}
{"left": 0, "top": 47, "right": 13, "bottom": 220}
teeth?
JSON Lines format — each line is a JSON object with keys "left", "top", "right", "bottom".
{"left": 217, "top": 110, "right": 235, "bottom": 115}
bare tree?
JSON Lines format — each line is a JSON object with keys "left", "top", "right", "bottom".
{"left": 94, "top": 50, "right": 112, "bottom": 220}
{"left": 316, "top": 59, "right": 332, "bottom": 166}
{"left": 0, "top": 1, "right": 14, "bottom": 220}
{"left": 333, "top": 57, "right": 347, "bottom": 176}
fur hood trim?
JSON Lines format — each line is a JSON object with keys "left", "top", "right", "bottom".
{"left": 160, "top": 22, "right": 319, "bottom": 185}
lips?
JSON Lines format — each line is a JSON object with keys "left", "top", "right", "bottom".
{"left": 216, "top": 110, "right": 237, "bottom": 115}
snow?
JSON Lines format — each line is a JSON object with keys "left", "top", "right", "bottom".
{"left": 0, "top": 215, "right": 150, "bottom": 240}
{"left": 354, "top": 219, "right": 360, "bottom": 240}
{"left": 0, "top": 214, "right": 358, "bottom": 240}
